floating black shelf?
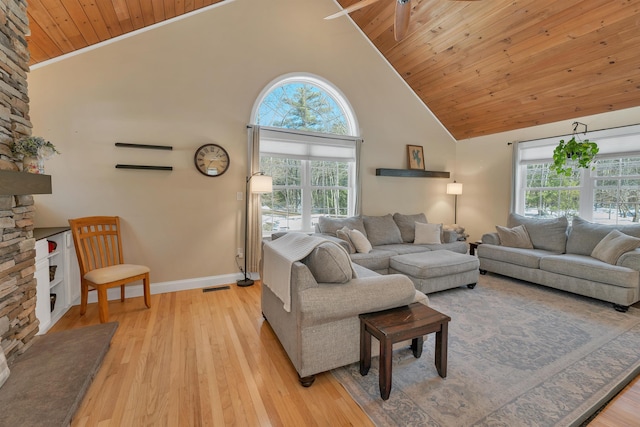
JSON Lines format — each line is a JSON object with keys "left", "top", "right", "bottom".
{"left": 376, "top": 168, "right": 450, "bottom": 178}
{"left": 115, "top": 164, "right": 173, "bottom": 171}
{"left": 115, "top": 143, "right": 173, "bottom": 150}
{"left": 0, "top": 170, "right": 52, "bottom": 195}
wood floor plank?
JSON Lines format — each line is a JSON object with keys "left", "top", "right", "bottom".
{"left": 49, "top": 282, "right": 637, "bottom": 426}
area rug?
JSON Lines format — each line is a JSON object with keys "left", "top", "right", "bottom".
{"left": 0, "top": 322, "right": 118, "bottom": 427}
{"left": 332, "top": 274, "right": 640, "bottom": 427}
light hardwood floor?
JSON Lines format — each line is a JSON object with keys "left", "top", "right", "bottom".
{"left": 51, "top": 282, "right": 639, "bottom": 426}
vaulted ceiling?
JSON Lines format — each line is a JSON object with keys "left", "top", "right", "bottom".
{"left": 25, "top": 0, "right": 640, "bottom": 140}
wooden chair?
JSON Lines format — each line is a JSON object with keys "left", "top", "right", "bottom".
{"left": 68, "top": 216, "right": 151, "bottom": 323}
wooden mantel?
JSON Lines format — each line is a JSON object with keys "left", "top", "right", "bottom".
{"left": 0, "top": 170, "right": 52, "bottom": 195}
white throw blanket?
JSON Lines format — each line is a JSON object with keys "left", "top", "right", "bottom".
{"left": 263, "top": 232, "right": 334, "bottom": 312}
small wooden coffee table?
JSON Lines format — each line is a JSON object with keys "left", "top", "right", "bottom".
{"left": 359, "top": 303, "right": 451, "bottom": 400}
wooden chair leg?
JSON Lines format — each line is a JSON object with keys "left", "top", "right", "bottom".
{"left": 143, "top": 274, "right": 151, "bottom": 308}
{"left": 97, "top": 286, "right": 109, "bottom": 323}
{"left": 80, "top": 281, "right": 88, "bottom": 316}
{"left": 120, "top": 284, "right": 125, "bottom": 302}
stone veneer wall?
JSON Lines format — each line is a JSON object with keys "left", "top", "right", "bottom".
{"left": 0, "top": 0, "right": 37, "bottom": 363}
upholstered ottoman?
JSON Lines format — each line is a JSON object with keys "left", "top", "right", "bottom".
{"left": 389, "top": 250, "right": 480, "bottom": 294}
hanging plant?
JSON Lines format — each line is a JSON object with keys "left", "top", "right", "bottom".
{"left": 550, "top": 136, "right": 599, "bottom": 177}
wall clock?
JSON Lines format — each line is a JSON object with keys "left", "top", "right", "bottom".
{"left": 194, "top": 144, "right": 230, "bottom": 177}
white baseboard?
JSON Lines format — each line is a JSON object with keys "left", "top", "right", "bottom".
{"left": 75, "top": 272, "right": 261, "bottom": 305}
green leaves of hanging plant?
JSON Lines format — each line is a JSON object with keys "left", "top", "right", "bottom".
{"left": 550, "top": 137, "right": 599, "bottom": 177}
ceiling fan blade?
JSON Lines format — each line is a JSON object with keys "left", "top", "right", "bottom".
{"left": 325, "top": 0, "right": 384, "bottom": 20}
{"left": 394, "top": 0, "right": 411, "bottom": 42}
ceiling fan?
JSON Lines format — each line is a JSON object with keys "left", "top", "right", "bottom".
{"left": 325, "top": 0, "right": 481, "bottom": 42}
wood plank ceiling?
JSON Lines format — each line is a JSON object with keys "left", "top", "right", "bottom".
{"left": 24, "top": 0, "right": 640, "bottom": 140}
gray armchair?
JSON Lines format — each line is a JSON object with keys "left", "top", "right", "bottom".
{"left": 261, "top": 240, "right": 426, "bottom": 386}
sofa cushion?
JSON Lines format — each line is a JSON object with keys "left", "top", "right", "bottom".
{"left": 591, "top": 230, "right": 640, "bottom": 265}
{"left": 318, "top": 216, "right": 367, "bottom": 237}
{"left": 336, "top": 226, "right": 356, "bottom": 254}
{"left": 417, "top": 241, "right": 469, "bottom": 254}
{"left": 507, "top": 213, "right": 568, "bottom": 253}
{"left": 393, "top": 213, "right": 428, "bottom": 243}
{"left": 348, "top": 229, "right": 372, "bottom": 253}
{"left": 303, "top": 242, "right": 353, "bottom": 284}
{"left": 566, "top": 216, "right": 640, "bottom": 256}
{"left": 372, "top": 244, "right": 431, "bottom": 255}
{"left": 363, "top": 214, "right": 403, "bottom": 246}
{"left": 477, "top": 244, "right": 547, "bottom": 269}
{"left": 350, "top": 249, "right": 396, "bottom": 272}
{"left": 414, "top": 222, "right": 442, "bottom": 245}
{"left": 539, "top": 254, "right": 639, "bottom": 289}
{"left": 496, "top": 224, "right": 534, "bottom": 249}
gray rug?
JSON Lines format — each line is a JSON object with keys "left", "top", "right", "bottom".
{"left": 0, "top": 322, "right": 118, "bottom": 427}
{"left": 332, "top": 274, "right": 640, "bottom": 427}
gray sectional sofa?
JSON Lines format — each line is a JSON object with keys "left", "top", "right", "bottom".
{"left": 478, "top": 214, "right": 640, "bottom": 311}
{"left": 315, "top": 213, "right": 468, "bottom": 274}
{"left": 261, "top": 213, "right": 478, "bottom": 386}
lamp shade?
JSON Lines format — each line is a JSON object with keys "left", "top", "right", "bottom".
{"left": 251, "top": 174, "right": 273, "bottom": 193}
{"left": 446, "top": 182, "right": 463, "bottom": 195}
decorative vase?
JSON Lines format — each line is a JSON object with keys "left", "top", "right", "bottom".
{"left": 23, "top": 156, "right": 44, "bottom": 174}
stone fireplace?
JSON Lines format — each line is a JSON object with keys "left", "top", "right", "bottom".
{"left": 0, "top": 0, "right": 38, "bottom": 364}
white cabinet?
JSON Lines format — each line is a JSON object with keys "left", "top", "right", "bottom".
{"left": 34, "top": 228, "right": 80, "bottom": 334}
{"left": 34, "top": 239, "right": 50, "bottom": 332}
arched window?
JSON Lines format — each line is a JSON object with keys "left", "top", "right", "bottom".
{"left": 251, "top": 74, "right": 361, "bottom": 234}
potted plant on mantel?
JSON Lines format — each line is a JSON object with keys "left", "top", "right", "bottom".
{"left": 11, "top": 136, "right": 60, "bottom": 174}
{"left": 550, "top": 136, "right": 599, "bottom": 177}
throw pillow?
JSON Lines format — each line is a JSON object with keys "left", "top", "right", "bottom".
{"left": 363, "top": 214, "right": 404, "bottom": 246}
{"left": 303, "top": 242, "right": 353, "bottom": 283}
{"left": 317, "top": 216, "right": 367, "bottom": 237}
{"left": 591, "top": 229, "right": 640, "bottom": 265}
{"left": 336, "top": 226, "right": 356, "bottom": 254}
{"left": 496, "top": 224, "right": 534, "bottom": 249}
{"left": 507, "top": 213, "right": 568, "bottom": 253}
{"left": 414, "top": 222, "right": 442, "bottom": 245}
{"left": 348, "top": 229, "right": 373, "bottom": 253}
{"left": 392, "top": 213, "right": 428, "bottom": 243}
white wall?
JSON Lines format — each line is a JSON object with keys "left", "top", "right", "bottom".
{"left": 456, "top": 106, "right": 640, "bottom": 242}
{"left": 28, "top": 0, "right": 457, "bottom": 283}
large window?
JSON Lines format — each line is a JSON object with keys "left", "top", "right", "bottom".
{"left": 252, "top": 74, "right": 360, "bottom": 234}
{"left": 515, "top": 125, "right": 640, "bottom": 224}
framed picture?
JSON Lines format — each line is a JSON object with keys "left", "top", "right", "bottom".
{"left": 407, "top": 145, "right": 425, "bottom": 170}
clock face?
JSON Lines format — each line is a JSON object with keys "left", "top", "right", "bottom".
{"left": 194, "top": 144, "right": 230, "bottom": 177}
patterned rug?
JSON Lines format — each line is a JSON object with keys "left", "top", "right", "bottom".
{"left": 332, "top": 274, "right": 640, "bottom": 426}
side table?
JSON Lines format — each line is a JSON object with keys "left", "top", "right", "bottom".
{"left": 469, "top": 240, "right": 482, "bottom": 256}
{"left": 359, "top": 303, "right": 451, "bottom": 400}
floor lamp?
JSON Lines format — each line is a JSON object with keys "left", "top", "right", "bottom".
{"left": 238, "top": 172, "right": 272, "bottom": 287}
{"left": 446, "top": 181, "right": 463, "bottom": 224}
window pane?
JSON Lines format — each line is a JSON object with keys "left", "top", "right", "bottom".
{"left": 257, "top": 83, "right": 349, "bottom": 135}
{"left": 311, "top": 189, "right": 349, "bottom": 217}
{"left": 310, "top": 161, "right": 349, "bottom": 187}
{"left": 262, "top": 157, "right": 301, "bottom": 186}
{"left": 523, "top": 163, "right": 580, "bottom": 219}
{"left": 524, "top": 189, "right": 579, "bottom": 218}
{"left": 261, "top": 189, "right": 303, "bottom": 232}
